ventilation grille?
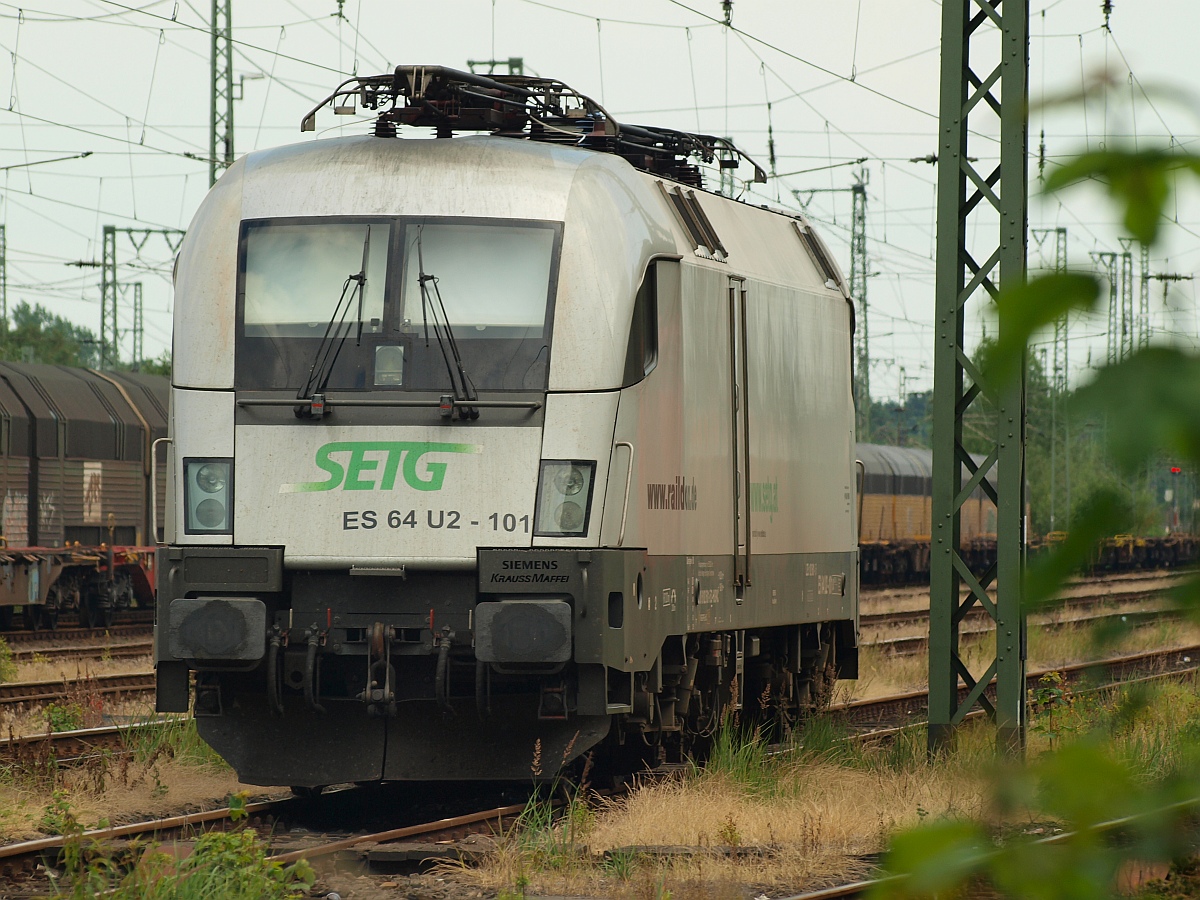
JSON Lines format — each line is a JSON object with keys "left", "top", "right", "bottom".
{"left": 792, "top": 221, "right": 847, "bottom": 294}
{"left": 660, "top": 183, "right": 727, "bottom": 262}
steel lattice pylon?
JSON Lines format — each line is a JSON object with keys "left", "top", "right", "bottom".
{"left": 0, "top": 223, "right": 7, "bottom": 330}
{"left": 1119, "top": 239, "right": 1134, "bottom": 361}
{"left": 849, "top": 171, "right": 870, "bottom": 438}
{"left": 1138, "top": 243, "right": 1150, "bottom": 350}
{"left": 210, "top": 0, "right": 234, "bottom": 186}
{"left": 1094, "top": 251, "right": 1119, "bottom": 365}
{"left": 929, "top": 0, "right": 1029, "bottom": 753}
{"left": 100, "top": 226, "right": 118, "bottom": 367}
{"left": 100, "top": 227, "right": 186, "bottom": 368}
{"left": 1033, "top": 226, "right": 1069, "bottom": 531}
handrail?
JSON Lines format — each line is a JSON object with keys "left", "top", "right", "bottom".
{"left": 151, "top": 437, "right": 172, "bottom": 546}
{"left": 855, "top": 458, "right": 866, "bottom": 545}
{"left": 614, "top": 442, "right": 635, "bottom": 547}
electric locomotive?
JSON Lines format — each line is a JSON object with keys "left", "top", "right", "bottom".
{"left": 155, "top": 67, "right": 859, "bottom": 788}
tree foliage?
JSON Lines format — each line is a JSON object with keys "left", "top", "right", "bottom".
{"left": 873, "top": 134, "right": 1200, "bottom": 897}
{"left": 0, "top": 301, "right": 101, "bottom": 367}
{"left": 0, "top": 301, "right": 171, "bottom": 375}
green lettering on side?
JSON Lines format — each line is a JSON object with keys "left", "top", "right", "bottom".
{"left": 344, "top": 448, "right": 379, "bottom": 490}
{"left": 280, "top": 441, "right": 481, "bottom": 494}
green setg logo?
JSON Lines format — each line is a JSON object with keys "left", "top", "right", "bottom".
{"left": 280, "top": 441, "right": 481, "bottom": 494}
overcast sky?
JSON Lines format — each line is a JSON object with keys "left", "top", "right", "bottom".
{"left": 1, "top": 0, "right": 1197, "bottom": 399}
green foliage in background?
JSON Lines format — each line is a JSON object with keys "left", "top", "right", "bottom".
{"left": 866, "top": 352, "right": 1167, "bottom": 537}
{"left": 0, "top": 300, "right": 171, "bottom": 374}
{"left": 0, "top": 301, "right": 101, "bottom": 367}
{"left": 872, "top": 126, "right": 1200, "bottom": 897}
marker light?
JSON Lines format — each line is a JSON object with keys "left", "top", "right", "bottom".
{"left": 184, "top": 458, "right": 234, "bottom": 535}
{"left": 196, "top": 463, "right": 228, "bottom": 493}
{"left": 534, "top": 461, "right": 595, "bottom": 537}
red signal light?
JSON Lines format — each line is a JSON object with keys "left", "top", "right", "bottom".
{"left": 1171, "top": 467, "right": 1182, "bottom": 474}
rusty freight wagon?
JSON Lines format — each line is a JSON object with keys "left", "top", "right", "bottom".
{"left": 0, "top": 363, "right": 168, "bottom": 629}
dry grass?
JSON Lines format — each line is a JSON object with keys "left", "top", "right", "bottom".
{"left": 463, "top": 669, "right": 1200, "bottom": 898}
{"left": 0, "top": 713, "right": 287, "bottom": 844}
{"left": 0, "top": 762, "right": 258, "bottom": 842}
{"left": 457, "top": 723, "right": 995, "bottom": 898}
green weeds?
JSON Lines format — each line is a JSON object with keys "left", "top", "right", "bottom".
{"left": 44, "top": 702, "right": 87, "bottom": 733}
{"left": 54, "top": 826, "right": 313, "bottom": 899}
{"left": 0, "top": 637, "right": 15, "bottom": 682}
{"left": 120, "top": 716, "right": 229, "bottom": 772}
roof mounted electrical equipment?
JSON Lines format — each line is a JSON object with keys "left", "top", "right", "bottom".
{"left": 301, "top": 65, "right": 767, "bottom": 190}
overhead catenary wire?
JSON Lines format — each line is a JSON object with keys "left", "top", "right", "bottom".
{"left": 660, "top": 0, "right": 940, "bottom": 122}
{"left": 0, "top": 0, "right": 1192, "bottom": 378}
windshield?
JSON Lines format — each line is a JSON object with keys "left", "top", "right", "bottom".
{"left": 235, "top": 217, "right": 559, "bottom": 392}
{"left": 401, "top": 223, "right": 554, "bottom": 333}
{"left": 244, "top": 221, "right": 388, "bottom": 338}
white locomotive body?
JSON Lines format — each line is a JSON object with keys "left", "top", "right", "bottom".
{"left": 156, "top": 68, "right": 858, "bottom": 786}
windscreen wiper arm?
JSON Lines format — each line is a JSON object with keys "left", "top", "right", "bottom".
{"left": 415, "top": 226, "right": 479, "bottom": 420}
{"left": 295, "top": 227, "right": 371, "bottom": 418}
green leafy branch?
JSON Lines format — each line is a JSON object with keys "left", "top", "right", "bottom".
{"left": 875, "top": 135, "right": 1200, "bottom": 898}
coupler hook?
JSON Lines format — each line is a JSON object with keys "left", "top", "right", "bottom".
{"left": 434, "top": 625, "right": 454, "bottom": 709}
{"left": 303, "top": 626, "right": 326, "bottom": 714}
{"left": 267, "top": 625, "right": 285, "bottom": 716}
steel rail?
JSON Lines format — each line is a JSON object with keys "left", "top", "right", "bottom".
{"left": 864, "top": 606, "right": 1184, "bottom": 657}
{"left": 859, "top": 581, "right": 1179, "bottom": 630}
{"left": 0, "top": 719, "right": 177, "bottom": 764}
{"left": 0, "top": 672, "right": 154, "bottom": 706}
{"left": 834, "top": 643, "right": 1200, "bottom": 729}
{"left": 268, "top": 802, "right": 529, "bottom": 864}
{"left": 0, "top": 622, "right": 153, "bottom": 646}
{"left": 11, "top": 640, "right": 152, "bottom": 663}
{"left": 773, "top": 796, "right": 1200, "bottom": 900}
{"left": 0, "top": 797, "right": 288, "bottom": 878}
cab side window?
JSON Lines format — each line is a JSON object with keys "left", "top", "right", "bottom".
{"left": 623, "top": 264, "right": 658, "bottom": 386}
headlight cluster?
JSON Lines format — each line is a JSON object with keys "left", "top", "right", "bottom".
{"left": 534, "top": 460, "right": 596, "bottom": 536}
{"left": 184, "top": 458, "right": 234, "bottom": 534}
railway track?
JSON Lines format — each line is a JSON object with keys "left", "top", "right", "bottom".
{"left": 0, "top": 796, "right": 291, "bottom": 881}
{"left": 864, "top": 606, "right": 1183, "bottom": 657}
{"left": 835, "top": 643, "right": 1200, "bottom": 734}
{"left": 0, "top": 719, "right": 175, "bottom": 766}
{"left": 859, "top": 574, "right": 1181, "bottom": 629}
{"left": 1, "top": 641, "right": 1196, "bottom": 893}
{"left": 0, "top": 623, "right": 152, "bottom": 647}
{"left": 0, "top": 671, "right": 154, "bottom": 710}
{"left": 0, "top": 789, "right": 530, "bottom": 887}
{"left": 772, "top": 798, "right": 1200, "bottom": 900}
{"left": 9, "top": 639, "right": 152, "bottom": 664}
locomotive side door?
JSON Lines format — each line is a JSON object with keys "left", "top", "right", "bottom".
{"left": 728, "top": 276, "right": 751, "bottom": 597}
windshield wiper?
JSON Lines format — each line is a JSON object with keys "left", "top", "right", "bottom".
{"left": 295, "top": 227, "right": 371, "bottom": 418}
{"left": 415, "top": 225, "right": 479, "bottom": 420}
